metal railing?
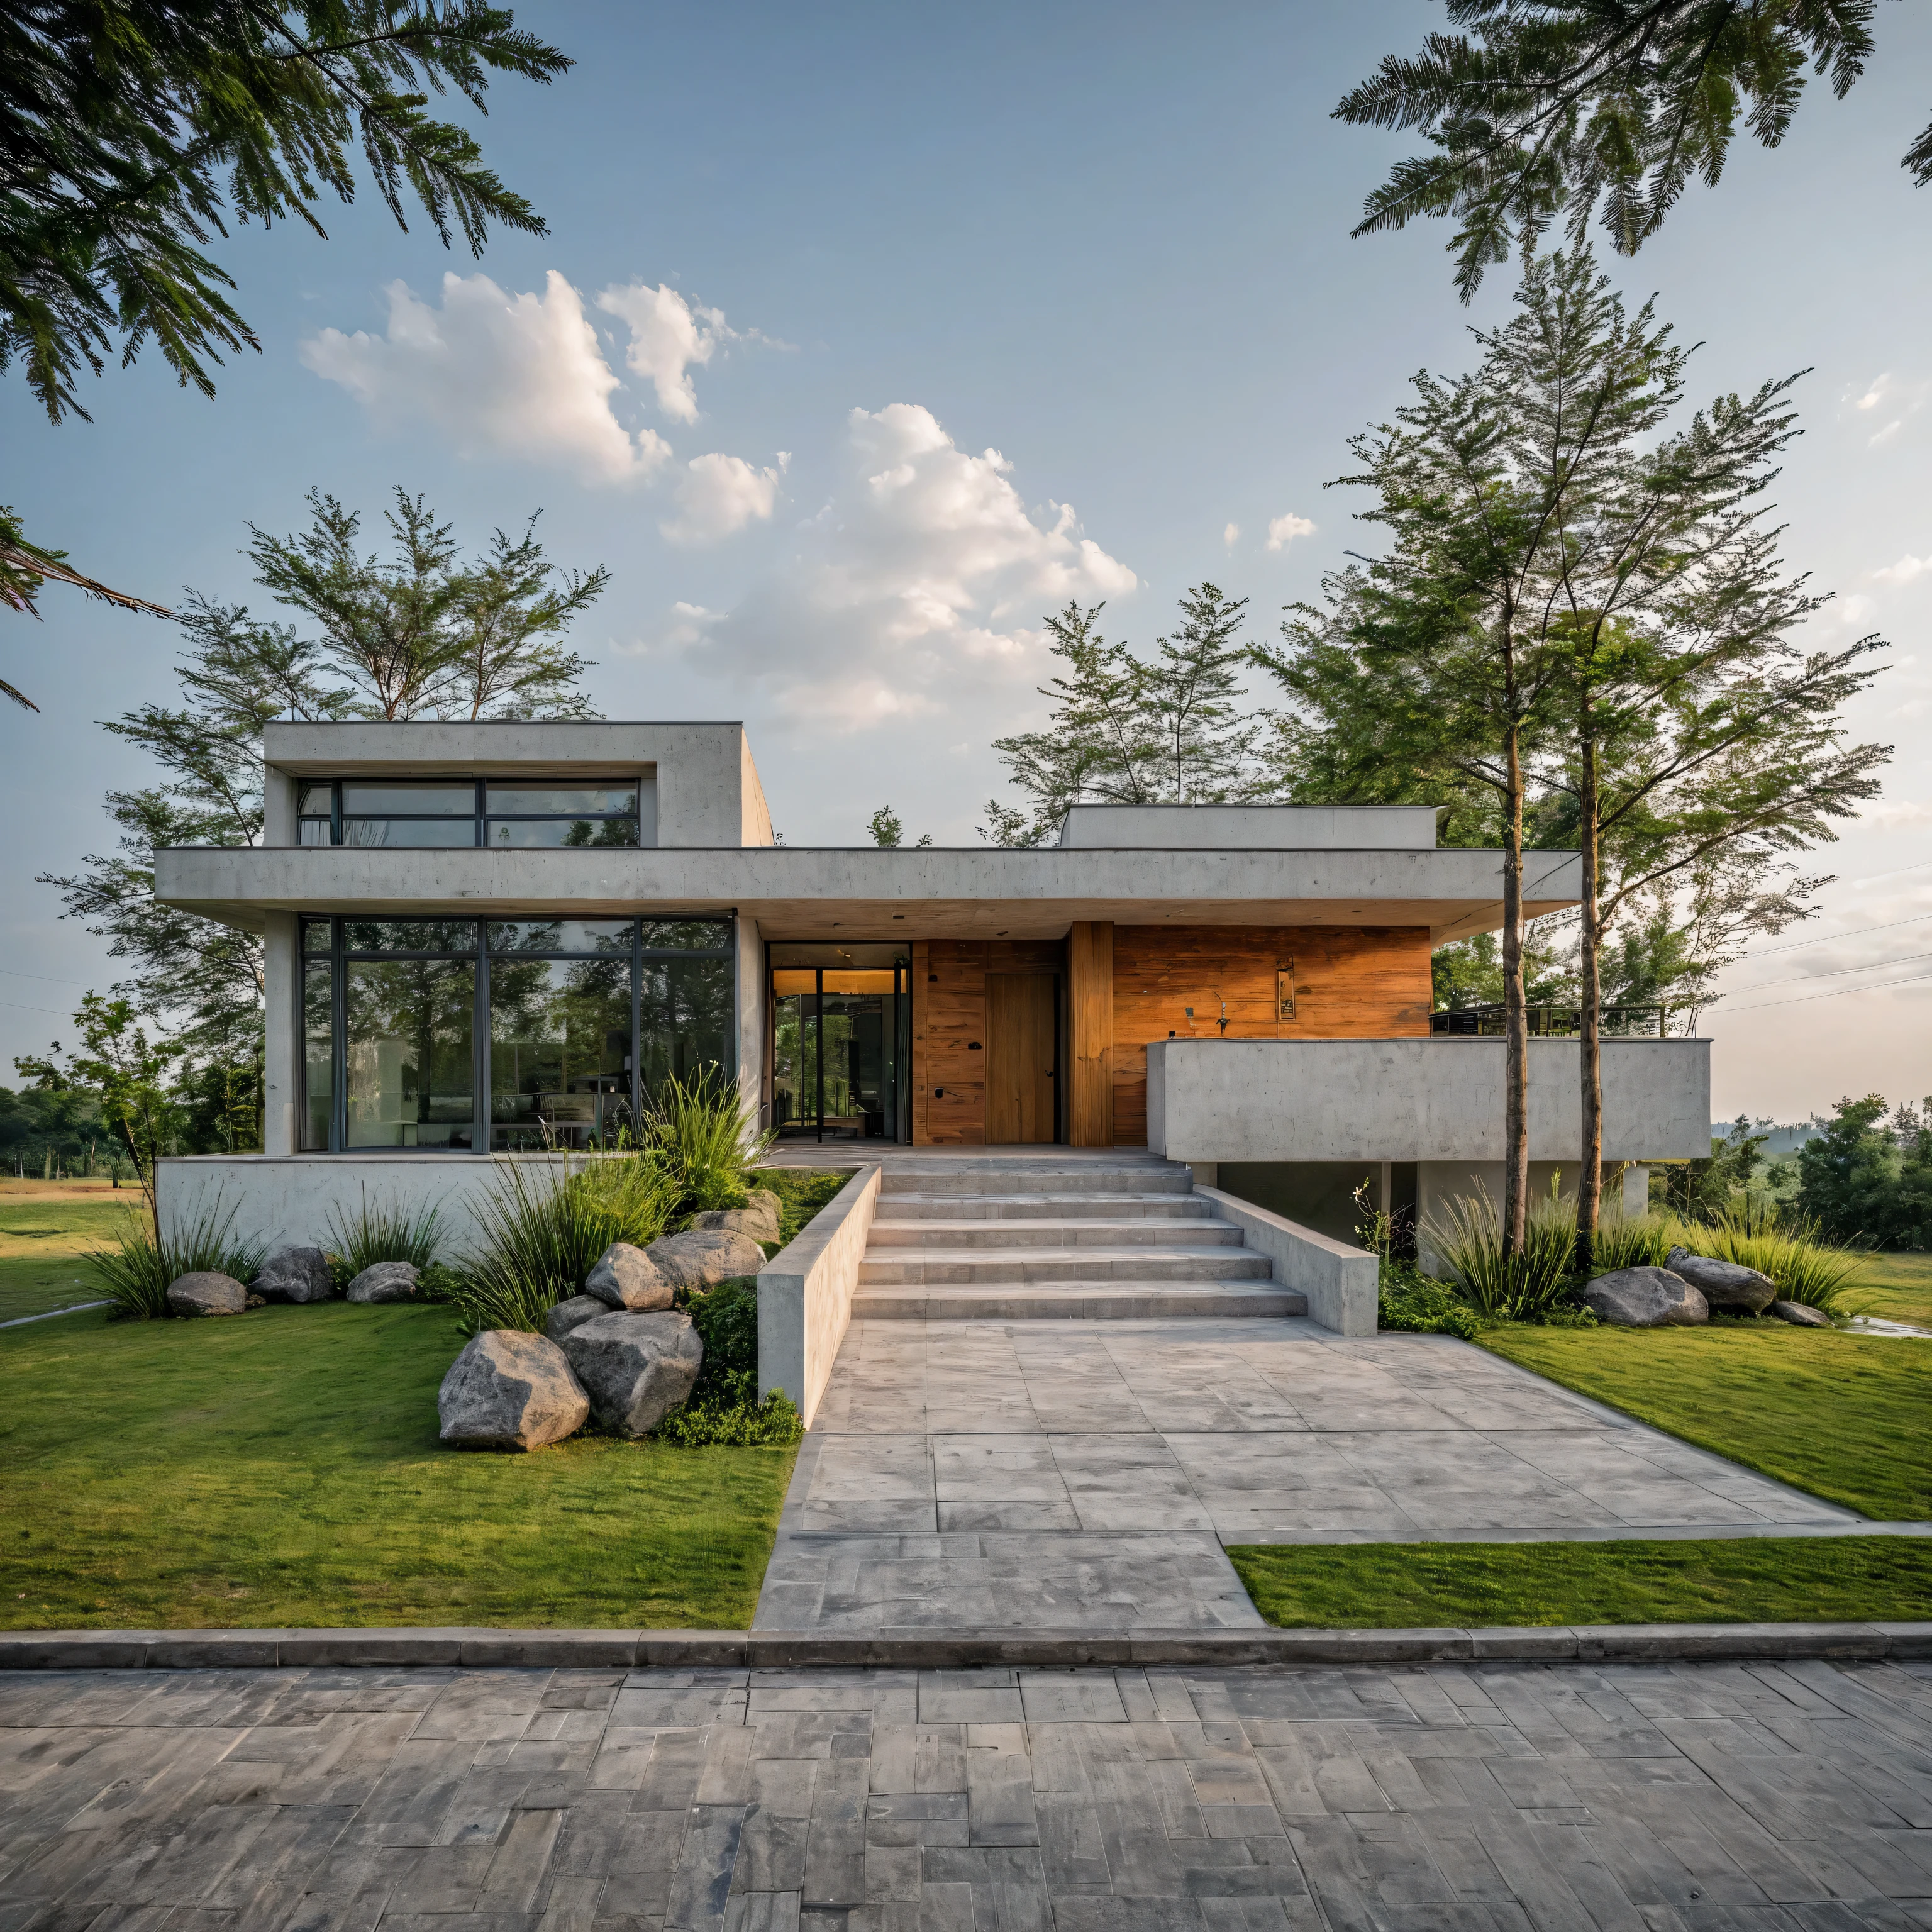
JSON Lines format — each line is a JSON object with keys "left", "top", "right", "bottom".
{"left": 1428, "top": 1003, "right": 1667, "bottom": 1038}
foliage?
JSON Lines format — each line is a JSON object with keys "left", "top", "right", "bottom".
{"left": 1482, "top": 1324, "right": 1932, "bottom": 1522}
{"left": 0, "top": 1302, "right": 793, "bottom": 1629}
{"left": 652, "top": 1277, "right": 804, "bottom": 1447}
{"left": 59, "top": 996, "right": 183, "bottom": 1238}
{"left": 0, "top": 1077, "right": 111, "bottom": 1177}
{"left": 325, "top": 1189, "right": 444, "bottom": 1275}
{"left": 1421, "top": 1180, "right": 1580, "bottom": 1319}
{"left": 1654, "top": 1116, "right": 1774, "bottom": 1220}
{"left": 4, "top": 0, "right": 569, "bottom": 425}
{"left": 1229, "top": 1535, "right": 1932, "bottom": 1631}
{"left": 84, "top": 1192, "right": 264, "bottom": 1319}
{"left": 1376, "top": 1260, "right": 1483, "bottom": 1341}
{"left": 1431, "top": 927, "right": 1573, "bottom": 1010}
{"left": 1334, "top": 2, "right": 1914, "bottom": 301}
{"left": 450, "top": 1156, "right": 680, "bottom": 1335}
{"left": 1693, "top": 1201, "right": 1865, "bottom": 1316}
{"left": 982, "top": 586, "right": 1275, "bottom": 844}
{"left": 753, "top": 1167, "right": 854, "bottom": 1248}
{"left": 867, "top": 805, "right": 931, "bottom": 848}
{"left": 1797, "top": 1093, "right": 1932, "bottom": 1251}
{"left": 647, "top": 1069, "right": 774, "bottom": 1218}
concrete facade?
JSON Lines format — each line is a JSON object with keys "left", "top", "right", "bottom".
{"left": 1057, "top": 801, "right": 1439, "bottom": 849}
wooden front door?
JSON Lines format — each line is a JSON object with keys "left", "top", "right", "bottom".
{"left": 985, "top": 974, "right": 1057, "bottom": 1143}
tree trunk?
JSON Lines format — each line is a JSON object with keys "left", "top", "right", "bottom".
{"left": 1502, "top": 719, "right": 1530, "bottom": 1253}
{"left": 1577, "top": 711, "right": 1603, "bottom": 1267}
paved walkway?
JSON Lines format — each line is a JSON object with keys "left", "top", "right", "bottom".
{"left": 6, "top": 1656, "right": 1932, "bottom": 1928}
{"left": 755, "top": 1319, "right": 1862, "bottom": 1636}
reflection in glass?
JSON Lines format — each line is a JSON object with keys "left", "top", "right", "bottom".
{"left": 771, "top": 960, "right": 907, "bottom": 1141}
{"left": 343, "top": 958, "right": 475, "bottom": 1148}
{"left": 489, "top": 956, "right": 632, "bottom": 1150}
{"left": 340, "top": 784, "right": 475, "bottom": 815}
{"left": 302, "top": 959, "right": 333, "bottom": 1150}
{"left": 301, "top": 918, "right": 331, "bottom": 955}
{"left": 485, "top": 818, "right": 638, "bottom": 848}
{"left": 639, "top": 956, "right": 731, "bottom": 1101}
{"left": 343, "top": 920, "right": 477, "bottom": 955}
{"left": 343, "top": 818, "right": 477, "bottom": 848}
{"left": 642, "top": 920, "right": 732, "bottom": 953}
{"left": 487, "top": 921, "right": 633, "bottom": 955}
{"left": 772, "top": 991, "right": 814, "bottom": 1136}
{"left": 485, "top": 785, "right": 637, "bottom": 815}
{"left": 298, "top": 784, "right": 334, "bottom": 816}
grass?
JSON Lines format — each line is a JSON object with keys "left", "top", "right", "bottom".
{"left": 1228, "top": 1535, "right": 1932, "bottom": 1629}
{"left": 755, "top": 1167, "right": 857, "bottom": 1250}
{"left": 1856, "top": 1250, "right": 1932, "bottom": 1328}
{"left": 1479, "top": 1324, "right": 1932, "bottom": 1522}
{"left": 0, "top": 1181, "right": 138, "bottom": 1321}
{"left": 0, "top": 1302, "right": 795, "bottom": 1629}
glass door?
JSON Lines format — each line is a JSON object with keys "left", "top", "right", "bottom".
{"left": 769, "top": 943, "right": 911, "bottom": 1141}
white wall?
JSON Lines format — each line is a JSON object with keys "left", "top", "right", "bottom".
{"left": 1146, "top": 1037, "right": 1709, "bottom": 1164}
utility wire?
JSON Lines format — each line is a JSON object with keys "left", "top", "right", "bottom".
{"left": 1737, "top": 911, "right": 1932, "bottom": 960}
{"left": 1727, "top": 947, "right": 1932, "bottom": 997}
{"left": 1718, "top": 969, "right": 1932, "bottom": 1016}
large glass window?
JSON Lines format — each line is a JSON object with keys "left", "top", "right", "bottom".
{"left": 294, "top": 779, "right": 643, "bottom": 848}
{"left": 297, "top": 914, "right": 733, "bottom": 1151}
{"left": 769, "top": 943, "right": 910, "bottom": 1142}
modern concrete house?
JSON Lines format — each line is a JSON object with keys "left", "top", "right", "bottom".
{"left": 152, "top": 719, "right": 1709, "bottom": 1341}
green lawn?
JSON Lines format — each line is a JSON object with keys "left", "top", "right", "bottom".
{"left": 1, "top": 1302, "right": 795, "bottom": 1629}
{"left": 1480, "top": 1325, "right": 1932, "bottom": 1522}
{"left": 1229, "top": 1535, "right": 1932, "bottom": 1629}
{"left": 0, "top": 1182, "right": 136, "bottom": 1322}
{"left": 1855, "top": 1250, "right": 1932, "bottom": 1328}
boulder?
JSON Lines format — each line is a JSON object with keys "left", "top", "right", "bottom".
{"left": 1664, "top": 1246, "right": 1778, "bottom": 1315}
{"left": 438, "top": 1331, "right": 589, "bottom": 1451}
{"left": 1582, "top": 1266, "right": 1709, "bottom": 1328}
{"left": 584, "top": 1241, "right": 674, "bottom": 1311}
{"left": 1771, "top": 1299, "right": 1833, "bottom": 1328}
{"left": 167, "top": 1271, "right": 248, "bottom": 1318}
{"left": 346, "top": 1261, "right": 419, "bottom": 1304}
{"left": 253, "top": 1245, "right": 335, "bottom": 1304}
{"left": 691, "top": 1187, "right": 782, "bottom": 1245}
{"left": 545, "top": 1294, "right": 609, "bottom": 1342}
{"left": 645, "top": 1227, "right": 767, "bottom": 1292}
{"left": 562, "top": 1311, "right": 704, "bottom": 1438}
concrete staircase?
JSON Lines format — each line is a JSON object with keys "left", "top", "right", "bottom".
{"left": 853, "top": 1155, "right": 1306, "bottom": 1321}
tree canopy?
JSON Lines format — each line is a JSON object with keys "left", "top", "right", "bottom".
{"left": 1336, "top": 1, "right": 1928, "bottom": 299}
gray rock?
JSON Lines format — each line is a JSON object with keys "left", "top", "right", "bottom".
{"left": 584, "top": 1241, "right": 674, "bottom": 1311}
{"left": 1664, "top": 1245, "right": 1778, "bottom": 1314}
{"left": 691, "top": 1187, "right": 782, "bottom": 1245}
{"left": 346, "top": 1260, "right": 419, "bottom": 1304}
{"left": 1771, "top": 1299, "right": 1833, "bottom": 1328}
{"left": 438, "top": 1330, "right": 589, "bottom": 1451}
{"left": 545, "top": 1294, "right": 608, "bottom": 1341}
{"left": 645, "top": 1227, "right": 767, "bottom": 1291}
{"left": 253, "top": 1245, "right": 335, "bottom": 1304}
{"left": 1583, "top": 1266, "right": 1709, "bottom": 1328}
{"left": 562, "top": 1311, "right": 704, "bottom": 1438}
{"left": 166, "top": 1271, "right": 248, "bottom": 1318}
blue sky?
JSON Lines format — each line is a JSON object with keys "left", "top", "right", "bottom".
{"left": 5, "top": 0, "right": 1931, "bottom": 1123}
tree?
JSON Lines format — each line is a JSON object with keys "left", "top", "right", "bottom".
{"left": 1336, "top": 1, "right": 1923, "bottom": 299}
{"left": 451, "top": 517, "right": 608, "bottom": 720}
{"left": 1655, "top": 1113, "right": 1770, "bottom": 1219}
{"left": 867, "top": 806, "right": 931, "bottom": 848}
{"left": 1796, "top": 1093, "right": 1932, "bottom": 1249}
{"left": 1146, "top": 584, "right": 1267, "bottom": 802}
{"left": 60, "top": 995, "right": 182, "bottom": 1241}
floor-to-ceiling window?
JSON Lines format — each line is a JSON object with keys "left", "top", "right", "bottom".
{"left": 299, "top": 916, "right": 733, "bottom": 1151}
{"left": 769, "top": 943, "right": 910, "bottom": 1141}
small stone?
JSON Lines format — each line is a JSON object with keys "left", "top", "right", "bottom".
{"left": 645, "top": 1227, "right": 767, "bottom": 1291}
{"left": 438, "top": 1331, "right": 589, "bottom": 1450}
{"left": 1664, "top": 1246, "right": 1777, "bottom": 1315}
{"left": 1770, "top": 1299, "right": 1833, "bottom": 1328}
{"left": 253, "top": 1246, "right": 335, "bottom": 1304}
{"left": 584, "top": 1241, "right": 674, "bottom": 1311}
{"left": 562, "top": 1311, "right": 704, "bottom": 1438}
{"left": 346, "top": 1261, "right": 420, "bottom": 1304}
{"left": 1582, "top": 1266, "right": 1709, "bottom": 1328}
{"left": 691, "top": 1187, "right": 782, "bottom": 1244}
{"left": 166, "top": 1271, "right": 248, "bottom": 1318}
{"left": 244, "top": 1294, "right": 267, "bottom": 1310}
{"left": 545, "top": 1294, "right": 608, "bottom": 1341}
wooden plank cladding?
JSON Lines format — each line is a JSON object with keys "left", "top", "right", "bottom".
{"left": 1109, "top": 924, "right": 1433, "bottom": 1146}
{"left": 913, "top": 939, "right": 1059, "bottom": 1145}
{"left": 1067, "top": 921, "right": 1114, "bottom": 1147}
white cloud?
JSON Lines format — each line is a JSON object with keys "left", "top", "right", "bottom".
{"left": 1223, "top": 522, "right": 1241, "bottom": 548}
{"left": 662, "top": 402, "right": 1136, "bottom": 733}
{"left": 301, "top": 272, "right": 669, "bottom": 484}
{"left": 1266, "top": 513, "right": 1315, "bottom": 551}
{"left": 660, "top": 452, "right": 790, "bottom": 547}
{"left": 1857, "top": 798, "right": 1932, "bottom": 830}
{"left": 1855, "top": 374, "right": 1891, "bottom": 411}
{"left": 1876, "top": 555, "right": 1930, "bottom": 585}
{"left": 596, "top": 282, "right": 733, "bottom": 423}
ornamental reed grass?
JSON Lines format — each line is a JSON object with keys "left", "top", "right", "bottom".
{"left": 325, "top": 1187, "right": 446, "bottom": 1275}
{"left": 647, "top": 1069, "right": 775, "bottom": 1216}
{"left": 1421, "top": 1182, "right": 1578, "bottom": 1320}
{"left": 85, "top": 1192, "right": 266, "bottom": 1319}
{"left": 1585, "top": 1202, "right": 1865, "bottom": 1316}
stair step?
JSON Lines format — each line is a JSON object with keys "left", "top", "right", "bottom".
{"left": 879, "top": 1192, "right": 1213, "bottom": 1221}
{"left": 880, "top": 1166, "right": 1192, "bottom": 1197}
{"left": 866, "top": 1218, "right": 1244, "bottom": 1250}
{"left": 852, "top": 1281, "right": 1307, "bottom": 1321}
{"left": 858, "top": 1246, "right": 1275, "bottom": 1285}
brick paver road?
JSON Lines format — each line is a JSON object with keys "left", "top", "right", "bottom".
{"left": 4, "top": 1657, "right": 1931, "bottom": 1928}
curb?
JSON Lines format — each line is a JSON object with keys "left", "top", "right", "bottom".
{"left": 1, "top": 1622, "right": 1928, "bottom": 1672}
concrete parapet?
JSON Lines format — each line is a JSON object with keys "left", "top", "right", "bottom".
{"left": 757, "top": 1163, "right": 883, "bottom": 1428}
{"left": 1192, "top": 1185, "right": 1378, "bottom": 1336}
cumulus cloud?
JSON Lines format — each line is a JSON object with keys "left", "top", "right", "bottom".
{"left": 301, "top": 272, "right": 670, "bottom": 484}
{"left": 660, "top": 452, "right": 790, "bottom": 547}
{"left": 1876, "top": 555, "right": 1930, "bottom": 585}
{"left": 596, "top": 282, "right": 734, "bottom": 423}
{"left": 1267, "top": 513, "right": 1315, "bottom": 551}
{"left": 1223, "top": 522, "right": 1241, "bottom": 548}
{"left": 662, "top": 402, "right": 1135, "bottom": 731}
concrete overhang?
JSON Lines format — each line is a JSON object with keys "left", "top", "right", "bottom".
{"left": 153, "top": 843, "right": 1582, "bottom": 942}
{"left": 262, "top": 718, "right": 741, "bottom": 777}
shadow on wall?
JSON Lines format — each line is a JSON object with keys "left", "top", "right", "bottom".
{"left": 1217, "top": 1162, "right": 1417, "bottom": 1248}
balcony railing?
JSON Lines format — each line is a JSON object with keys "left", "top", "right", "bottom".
{"left": 1429, "top": 1003, "right": 1667, "bottom": 1038}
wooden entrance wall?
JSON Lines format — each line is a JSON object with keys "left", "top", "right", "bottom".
{"left": 911, "top": 938, "right": 1061, "bottom": 1146}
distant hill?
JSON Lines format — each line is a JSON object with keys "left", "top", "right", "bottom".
{"left": 1711, "top": 1121, "right": 1823, "bottom": 1156}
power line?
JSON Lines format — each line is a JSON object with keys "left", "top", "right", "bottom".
{"left": 0, "top": 1001, "right": 69, "bottom": 1018}
{"left": 1717, "top": 970, "right": 1932, "bottom": 1016}
{"left": 1728, "top": 946, "right": 1932, "bottom": 997}
{"left": 0, "top": 967, "right": 92, "bottom": 988}
{"left": 1739, "top": 911, "right": 1932, "bottom": 960}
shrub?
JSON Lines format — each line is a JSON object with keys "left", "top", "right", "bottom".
{"left": 86, "top": 1194, "right": 265, "bottom": 1319}
{"left": 652, "top": 1276, "right": 804, "bottom": 1446}
{"left": 647, "top": 1070, "right": 774, "bottom": 1218}
{"left": 1377, "top": 1260, "right": 1482, "bottom": 1340}
{"left": 325, "top": 1189, "right": 445, "bottom": 1275}
{"left": 1590, "top": 1211, "right": 1684, "bottom": 1274}
{"left": 1421, "top": 1181, "right": 1578, "bottom": 1320}
{"left": 450, "top": 1155, "right": 681, "bottom": 1335}
{"left": 1690, "top": 1201, "right": 1865, "bottom": 1316}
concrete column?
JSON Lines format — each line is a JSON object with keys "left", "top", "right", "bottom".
{"left": 262, "top": 766, "right": 298, "bottom": 846}
{"left": 734, "top": 914, "right": 763, "bottom": 1126}
{"left": 262, "top": 912, "right": 299, "bottom": 1155}
{"left": 1068, "top": 919, "right": 1113, "bottom": 1146}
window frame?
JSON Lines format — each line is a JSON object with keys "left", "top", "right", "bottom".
{"left": 296, "top": 777, "right": 644, "bottom": 849}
